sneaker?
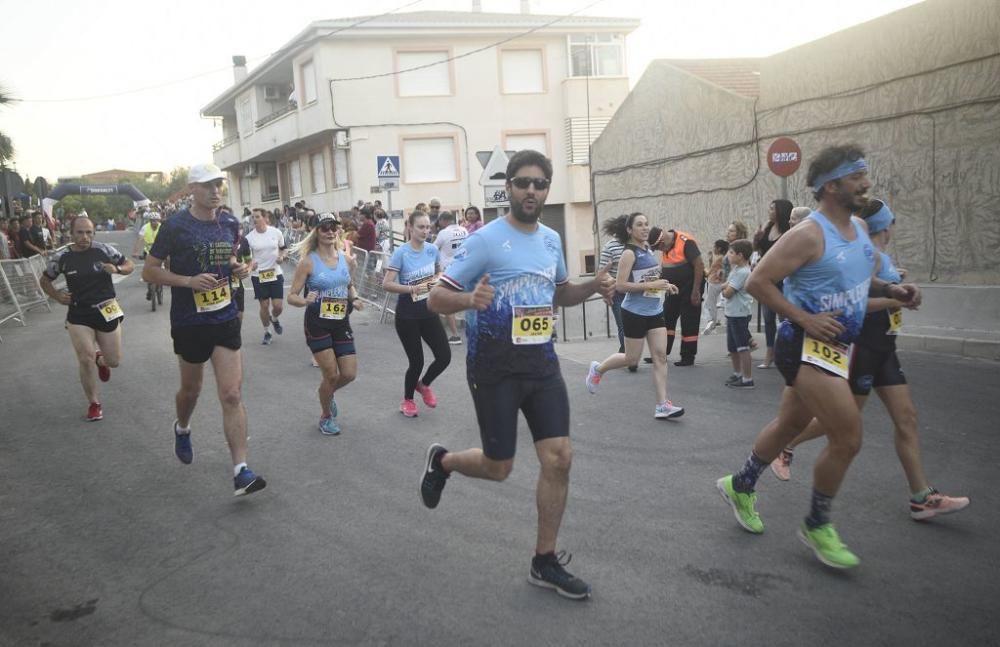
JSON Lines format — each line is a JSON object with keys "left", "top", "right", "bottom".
{"left": 770, "top": 449, "right": 793, "bottom": 481}
{"left": 727, "top": 379, "right": 755, "bottom": 389}
{"left": 798, "top": 523, "right": 860, "bottom": 569}
{"left": 318, "top": 416, "right": 341, "bottom": 436}
{"left": 909, "top": 489, "right": 970, "bottom": 520}
{"left": 643, "top": 357, "right": 653, "bottom": 364}
{"left": 654, "top": 401, "right": 685, "bottom": 419}
{"left": 585, "top": 361, "right": 602, "bottom": 394}
{"left": 528, "top": 551, "right": 592, "bottom": 600}
{"left": 716, "top": 475, "right": 764, "bottom": 534}
{"left": 447, "top": 335, "right": 462, "bottom": 345}
{"left": 703, "top": 321, "right": 717, "bottom": 335}
{"left": 173, "top": 420, "right": 193, "bottom": 464}
{"left": 233, "top": 466, "right": 267, "bottom": 497}
{"left": 400, "top": 399, "right": 418, "bottom": 418}
{"left": 95, "top": 352, "right": 111, "bottom": 382}
{"left": 674, "top": 358, "right": 694, "bottom": 367}
{"left": 724, "top": 374, "right": 741, "bottom": 386}
{"left": 415, "top": 382, "right": 438, "bottom": 408}
{"left": 420, "top": 443, "right": 450, "bottom": 509}
{"left": 627, "top": 365, "right": 638, "bottom": 373}
{"left": 87, "top": 402, "right": 103, "bottom": 422}
{"left": 262, "top": 332, "right": 273, "bottom": 345}
{"left": 272, "top": 319, "right": 283, "bottom": 335}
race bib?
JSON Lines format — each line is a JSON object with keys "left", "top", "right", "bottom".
{"left": 634, "top": 267, "right": 663, "bottom": 300}
{"left": 97, "top": 298, "right": 124, "bottom": 322}
{"left": 887, "top": 309, "right": 903, "bottom": 336}
{"left": 194, "top": 278, "right": 232, "bottom": 313}
{"left": 319, "top": 297, "right": 348, "bottom": 320}
{"left": 512, "top": 305, "right": 554, "bottom": 345}
{"left": 801, "top": 334, "right": 852, "bottom": 379}
{"left": 410, "top": 278, "right": 435, "bottom": 302}
{"left": 258, "top": 269, "right": 277, "bottom": 283}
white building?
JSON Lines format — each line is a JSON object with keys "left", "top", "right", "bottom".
{"left": 201, "top": 8, "right": 639, "bottom": 276}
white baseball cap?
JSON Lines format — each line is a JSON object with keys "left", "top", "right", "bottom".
{"left": 188, "top": 163, "right": 226, "bottom": 184}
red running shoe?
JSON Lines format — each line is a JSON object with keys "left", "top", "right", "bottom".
{"left": 95, "top": 352, "right": 111, "bottom": 382}
{"left": 87, "top": 402, "right": 103, "bottom": 421}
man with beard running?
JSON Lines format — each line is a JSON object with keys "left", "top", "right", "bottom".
{"left": 419, "top": 150, "right": 615, "bottom": 600}
{"left": 715, "top": 144, "right": 921, "bottom": 569}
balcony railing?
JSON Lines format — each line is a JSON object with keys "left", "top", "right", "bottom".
{"left": 564, "top": 116, "right": 611, "bottom": 164}
{"left": 212, "top": 134, "right": 239, "bottom": 152}
{"left": 255, "top": 104, "right": 295, "bottom": 128}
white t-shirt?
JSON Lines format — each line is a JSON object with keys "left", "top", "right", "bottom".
{"left": 434, "top": 224, "right": 468, "bottom": 269}
{"left": 246, "top": 226, "right": 286, "bottom": 275}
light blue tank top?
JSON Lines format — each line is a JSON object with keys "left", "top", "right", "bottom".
{"left": 306, "top": 250, "right": 350, "bottom": 313}
{"left": 782, "top": 211, "right": 875, "bottom": 342}
{"left": 877, "top": 250, "right": 901, "bottom": 283}
{"left": 622, "top": 245, "right": 665, "bottom": 316}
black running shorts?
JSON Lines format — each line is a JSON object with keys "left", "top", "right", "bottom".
{"left": 251, "top": 274, "right": 284, "bottom": 301}
{"left": 66, "top": 307, "right": 122, "bottom": 333}
{"left": 849, "top": 344, "right": 906, "bottom": 396}
{"left": 171, "top": 317, "right": 242, "bottom": 364}
{"left": 304, "top": 310, "right": 356, "bottom": 357}
{"left": 468, "top": 372, "right": 570, "bottom": 461}
{"left": 622, "top": 309, "right": 665, "bottom": 339}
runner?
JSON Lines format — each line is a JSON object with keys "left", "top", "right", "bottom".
{"left": 132, "top": 211, "right": 164, "bottom": 306}
{"left": 770, "top": 199, "right": 969, "bottom": 519}
{"left": 39, "top": 216, "right": 134, "bottom": 421}
{"left": 715, "top": 144, "right": 921, "bottom": 569}
{"left": 287, "top": 213, "right": 360, "bottom": 436}
{"left": 142, "top": 163, "right": 267, "bottom": 497}
{"left": 246, "top": 208, "right": 287, "bottom": 345}
{"left": 585, "top": 214, "right": 684, "bottom": 420}
{"left": 432, "top": 209, "right": 468, "bottom": 344}
{"left": 420, "top": 150, "right": 615, "bottom": 600}
{"left": 382, "top": 211, "right": 451, "bottom": 418}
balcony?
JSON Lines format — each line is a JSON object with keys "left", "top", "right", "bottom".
{"left": 212, "top": 135, "right": 241, "bottom": 170}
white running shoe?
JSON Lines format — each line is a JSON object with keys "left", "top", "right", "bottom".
{"left": 585, "top": 361, "right": 602, "bottom": 394}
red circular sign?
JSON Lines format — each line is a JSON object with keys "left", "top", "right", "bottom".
{"left": 767, "top": 137, "right": 802, "bottom": 177}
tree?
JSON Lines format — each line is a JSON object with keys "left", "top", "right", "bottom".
{"left": 0, "top": 85, "right": 14, "bottom": 167}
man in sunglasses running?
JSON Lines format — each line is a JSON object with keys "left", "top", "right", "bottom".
{"left": 421, "top": 150, "right": 615, "bottom": 600}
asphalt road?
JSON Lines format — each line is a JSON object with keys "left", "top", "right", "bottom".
{"left": 1, "top": 246, "right": 998, "bottom": 646}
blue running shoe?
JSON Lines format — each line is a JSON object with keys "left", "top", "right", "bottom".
{"left": 272, "top": 319, "right": 283, "bottom": 335}
{"left": 173, "top": 420, "right": 193, "bottom": 464}
{"left": 262, "top": 332, "right": 273, "bottom": 345}
{"left": 234, "top": 466, "right": 267, "bottom": 496}
{"left": 319, "top": 416, "right": 341, "bottom": 436}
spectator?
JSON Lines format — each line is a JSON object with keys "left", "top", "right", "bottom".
{"left": 598, "top": 217, "right": 628, "bottom": 359}
{"left": 464, "top": 205, "right": 484, "bottom": 234}
{"left": 789, "top": 206, "right": 810, "bottom": 228}
{"left": 0, "top": 218, "right": 11, "bottom": 259}
{"left": 357, "top": 209, "right": 377, "bottom": 252}
{"left": 8, "top": 217, "right": 22, "bottom": 257}
{"left": 375, "top": 208, "right": 392, "bottom": 253}
{"left": 753, "top": 199, "right": 793, "bottom": 369}
{"left": 21, "top": 214, "right": 47, "bottom": 257}
{"left": 722, "top": 239, "right": 755, "bottom": 388}
{"left": 702, "top": 239, "right": 730, "bottom": 335}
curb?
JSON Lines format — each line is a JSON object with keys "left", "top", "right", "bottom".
{"left": 896, "top": 333, "right": 1000, "bottom": 361}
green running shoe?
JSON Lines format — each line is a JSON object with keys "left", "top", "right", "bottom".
{"left": 798, "top": 523, "right": 860, "bottom": 569}
{"left": 716, "top": 475, "right": 763, "bottom": 534}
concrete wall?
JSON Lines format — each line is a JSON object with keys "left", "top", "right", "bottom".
{"left": 591, "top": 0, "right": 1000, "bottom": 285}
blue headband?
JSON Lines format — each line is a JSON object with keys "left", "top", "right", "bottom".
{"left": 810, "top": 158, "right": 868, "bottom": 191}
{"left": 864, "top": 202, "right": 895, "bottom": 234}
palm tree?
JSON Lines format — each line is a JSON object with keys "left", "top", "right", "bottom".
{"left": 0, "top": 85, "right": 14, "bottom": 167}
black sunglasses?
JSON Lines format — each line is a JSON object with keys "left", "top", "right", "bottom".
{"left": 510, "top": 176, "right": 550, "bottom": 191}
{"left": 318, "top": 223, "right": 339, "bottom": 232}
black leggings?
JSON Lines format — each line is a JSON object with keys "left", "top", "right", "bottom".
{"left": 394, "top": 316, "right": 452, "bottom": 399}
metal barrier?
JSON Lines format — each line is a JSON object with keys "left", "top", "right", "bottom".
{"left": 349, "top": 248, "right": 395, "bottom": 324}
{"left": 0, "top": 258, "right": 52, "bottom": 333}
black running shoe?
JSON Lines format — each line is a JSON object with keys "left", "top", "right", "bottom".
{"left": 420, "top": 443, "right": 450, "bottom": 509}
{"left": 528, "top": 551, "right": 592, "bottom": 600}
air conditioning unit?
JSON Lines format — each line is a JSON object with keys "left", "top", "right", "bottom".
{"left": 245, "top": 163, "right": 258, "bottom": 178}
{"left": 335, "top": 131, "right": 350, "bottom": 148}
{"left": 263, "top": 85, "right": 282, "bottom": 102}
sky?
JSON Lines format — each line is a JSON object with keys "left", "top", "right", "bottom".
{"left": 0, "top": 0, "right": 923, "bottom": 181}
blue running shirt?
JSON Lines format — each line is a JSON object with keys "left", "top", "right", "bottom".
{"left": 780, "top": 211, "right": 875, "bottom": 343}
{"left": 441, "top": 218, "right": 568, "bottom": 384}
{"left": 149, "top": 209, "right": 241, "bottom": 327}
{"left": 622, "top": 244, "right": 665, "bottom": 317}
{"left": 387, "top": 242, "right": 439, "bottom": 320}
{"left": 306, "top": 250, "right": 351, "bottom": 317}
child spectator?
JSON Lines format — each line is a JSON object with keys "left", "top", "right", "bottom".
{"left": 723, "top": 239, "right": 755, "bottom": 388}
{"left": 702, "top": 239, "right": 729, "bottom": 335}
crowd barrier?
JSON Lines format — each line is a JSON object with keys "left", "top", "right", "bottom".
{"left": 0, "top": 257, "right": 53, "bottom": 342}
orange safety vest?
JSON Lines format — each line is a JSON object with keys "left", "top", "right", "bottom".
{"left": 661, "top": 230, "right": 696, "bottom": 266}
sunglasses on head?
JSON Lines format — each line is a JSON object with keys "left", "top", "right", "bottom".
{"left": 510, "top": 176, "right": 550, "bottom": 191}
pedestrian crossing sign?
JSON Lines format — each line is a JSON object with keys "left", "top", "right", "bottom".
{"left": 377, "top": 155, "right": 400, "bottom": 178}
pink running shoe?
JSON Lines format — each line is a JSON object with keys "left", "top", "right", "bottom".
{"left": 770, "top": 449, "right": 793, "bottom": 481}
{"left": 415, "top": 382, "right": 437, "bottom": 408}
{"left": 400, "top": 399, "right": 419, "bottom": 418}
{"left": 910, "top": 489, "right": 970, "bottom": 520}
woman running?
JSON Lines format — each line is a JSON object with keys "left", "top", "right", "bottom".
{"left": 770, "top": 200, "right": 968, "bottom": 519}
{"left": 39, "top": 216, "right": 134, "bottom": 421}
{"left": 382, "top": 210, "right": 451, "bottom": 417}
{"left": 287, "top": 213, "right": 360, "bottom": 435}
{"left": 585, "top": 214, "right": 684, "bottom": 419}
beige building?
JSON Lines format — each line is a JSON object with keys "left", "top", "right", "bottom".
{"left": 591, "top": 0, "right": 1000, "bottom": 285}
{"left": 202, "top": 9, "right": 639, "bottom": 276}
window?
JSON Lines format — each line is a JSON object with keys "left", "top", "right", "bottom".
{"left": 500, "top": 49, "right": 544, "bottom": 94}
{"left": 301, "top": 60, "right": 317, "bottom": 105}
{"left": 310, "top": 152, "right": 326, "bottom": 193}
{"left": 333, "top": 147, "right": 349, "bottom": 188}
{"left": 504, "top": 132, "right": 548, "bottom": 156}
{"left": 568, "top": 33, "right": 625, "bottom": 77}
{"left": 396, "top": 50, "right": 451, "bottom": 97}
{"left": 402, "top": 136, "right": 457, "bottom": 184}
{"left": 260, "top": 163, "right": 279, "bottom": 202}
{"left": 239, "top": 176, "right": 251, "bottom": 206}
{"left": 237, "top": 97, "right": 254, "bottom": 136}
{"left": 289, "top": 159, "right": 302, "bottom": 197}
